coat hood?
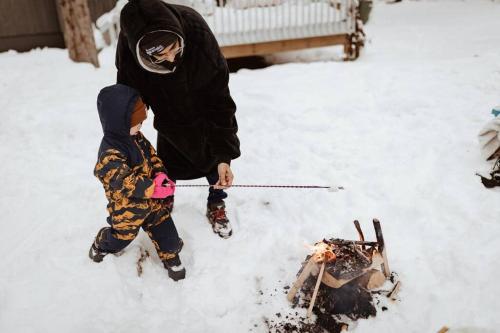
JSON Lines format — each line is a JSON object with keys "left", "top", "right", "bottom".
{"left": 97, "top": 84, "right": 139, "bottom": 137}
{"left": 97, "top": 84, "right": 144, "bottom": 166}
{"left": 120, "top": 0, "right": 185, "bottom": 74}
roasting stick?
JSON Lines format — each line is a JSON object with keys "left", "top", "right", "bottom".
{"left": 307, "top": 261, "right": 326, "bottom": 318}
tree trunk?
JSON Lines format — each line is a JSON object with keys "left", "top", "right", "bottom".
{"left": 56, "top": 0, "right": 99, "bottom": 68}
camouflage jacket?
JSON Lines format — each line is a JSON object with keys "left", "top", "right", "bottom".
{"left": 94, "top": 132, "right": 166, "bottom": 206}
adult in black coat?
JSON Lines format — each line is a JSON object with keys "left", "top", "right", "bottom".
{"left": 116, "top": 0, "right": 240, "bottom": 238}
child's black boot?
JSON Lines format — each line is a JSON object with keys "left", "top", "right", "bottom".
{"left": 88, "top": 241, "right": 109, "bottom": 263}
{"left": 163, "top": 255, "right": 186, "bottom": 281}
{"left": 88, "top": 227, "right": 112, "bottom": 263}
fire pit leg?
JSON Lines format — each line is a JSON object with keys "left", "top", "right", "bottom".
{"left": 287, "top": 257, "right": 317, "bottom": 302}
{"left": 373, "top": 219, "right": 390, "bottom": 277}
{"left": 307, "top": 261, "right": 325, "bottom": 318}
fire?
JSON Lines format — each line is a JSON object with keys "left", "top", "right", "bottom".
{"left": 307, "top": 241, "right": 336, "bottom": 263}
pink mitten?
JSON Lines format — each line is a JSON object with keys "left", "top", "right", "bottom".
{"left": 163, "top": 179, "right": 176, "bottom": 196}
{"left": 153, "top": 173, "right": 167, "bottom": 187}
{"left": 151, "top": 174, "right": 176, "bottom": 199}
{"left": 151, "top": 185, "right": 169, "bottom": 199}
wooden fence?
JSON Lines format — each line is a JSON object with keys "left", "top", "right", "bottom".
{"left": 0, "top": 0, "right": 117, "bottom": 52}
{"left": 97, "top": 0, "right": 364, "bottom": 59}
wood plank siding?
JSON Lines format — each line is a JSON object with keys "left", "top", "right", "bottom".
{"left": 0, "top": 0, "right": 117, "bottom": 52}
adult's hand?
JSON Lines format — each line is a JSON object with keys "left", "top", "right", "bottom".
{"left": 214, "top": 163, "right": 233, "bottom": 189}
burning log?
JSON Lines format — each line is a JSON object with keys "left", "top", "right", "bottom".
{"left": 287, "top": 257, "right": 318, "bottom": 302}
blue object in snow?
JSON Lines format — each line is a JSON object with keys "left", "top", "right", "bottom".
{"left": 492, "top": 106, "right": 500, "bottom": 117}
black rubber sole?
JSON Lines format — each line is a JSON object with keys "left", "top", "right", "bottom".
{"left": 207, "top": 217, "right": 233, "bottom": 239}
{"left": 215, "top": 228, "right": 232, "bottom": 239}
{"left": 88, "top": 245, "right": 106, "bottom": 263}
{"left": 166, "top": 267, "right": 186, "bottom": 281}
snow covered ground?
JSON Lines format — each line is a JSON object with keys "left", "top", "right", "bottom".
{"left": 1, "top": 0, "right": 500, "bottom": 332}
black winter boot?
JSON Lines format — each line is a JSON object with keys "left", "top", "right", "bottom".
{"left": 88, "top": 241, "right": 109, "bottom": 263}
{"left": 206, "top": 201, "right": 232, "bottom": 239}
{"left": 163, "top": 255, "right": 186, "bottom": 281}
{"left": 88, "top": 227, "right": 118, "bottom": 263}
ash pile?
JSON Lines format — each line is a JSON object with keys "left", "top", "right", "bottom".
{"left": 269, "top": 219, "right": 401, "bottom": 333}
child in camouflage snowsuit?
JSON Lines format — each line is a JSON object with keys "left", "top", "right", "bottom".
{"left": 89, "top": 84, "right": 185, "bottom": 281}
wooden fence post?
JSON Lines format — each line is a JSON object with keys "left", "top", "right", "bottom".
{"left": 56, "top": 0, "right": 99, "bottom": 68}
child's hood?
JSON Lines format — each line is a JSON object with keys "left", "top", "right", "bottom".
{"left": 97, "top": 84, "right": 140, "bottom": 137}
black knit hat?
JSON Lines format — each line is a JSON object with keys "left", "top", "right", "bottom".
{"left": 139, "top": 30, "right": 178, "bottom": 57}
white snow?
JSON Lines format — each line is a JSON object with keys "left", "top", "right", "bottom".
{"left": 1, "top": 0, "right": 500, "bottom": 332}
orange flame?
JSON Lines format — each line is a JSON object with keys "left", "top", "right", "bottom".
{"left": 306, "top": 241, "right": 337, "bottom": 263}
